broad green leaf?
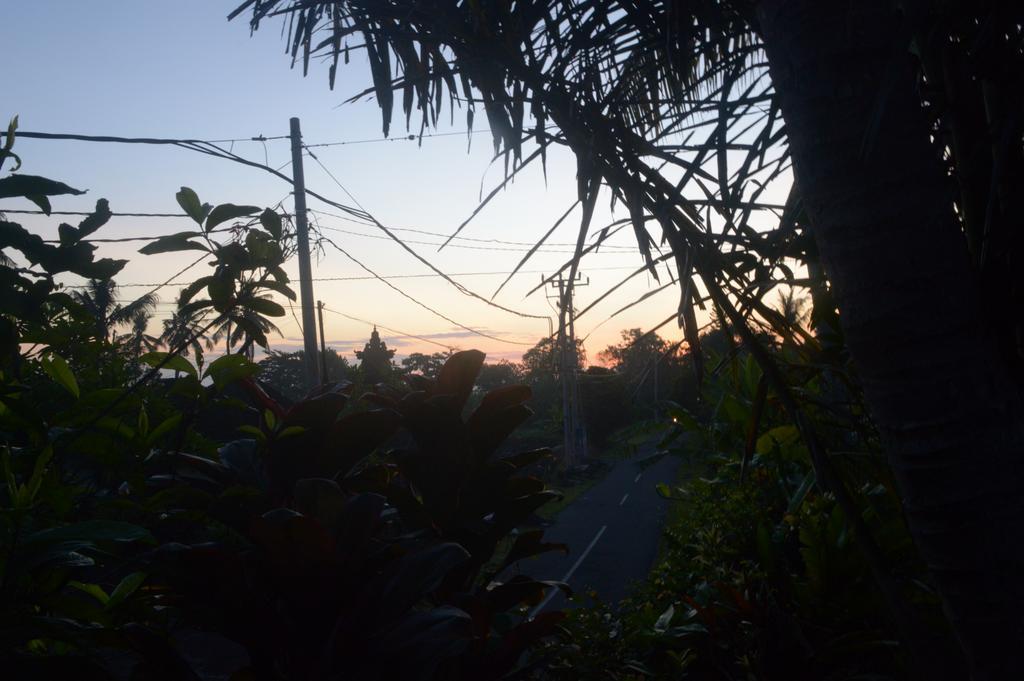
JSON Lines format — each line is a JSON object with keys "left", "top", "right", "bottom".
{"left": 0, "top": 174, "right": 85, "bottom": 201}
{"left": 69, "top": 581, "right": 109, "bottom": 606}
{"left": 137, "top": 406, "right": 149, "bottom": 437}
{"left": 205, "top": 203, "right": 260, "bottom": 233}
{"left": 138, "top": 232, "right": 208, "bottom": 256}
{"left": 236, "top": 425, "right": 266, "bottom": 440}
{"left": 204, "top": 353, "right": 259, "bottom": 390}
{"left": 139, "top": 351, "right": 197, "bottom": 378}
{"left": 78, "top": 257, "right": 128, "bottom": 280}
{"left": 176, "top": 187, "right": 206, "bottom": 224}
{"left": 40, "top": 354, "right": 79, "bottom": 398}
{"left": 277, "top": 425, "right": 306, "bottom": 439}
{"left": 260, "top": 279, "right": 296, "bottom": 301}
{"left": 146, "top": 413, "right": 183, "bottom": 447}
{"left": 25, "top": 194, "right": 51, "bottom": 215}
{"left": 260, "top": 208, "right": 283, "bottom": 239}
{"left": 107, "top": 572, "right": 147, "bottom": 609}
{"left": 177, "top": 275, "right": 216, "bottom": 305}
{"left": 208, "top": 277, "right": 234, "bottom": 312}
{"left": 244, "top": 296, "right": 286, "bottom": 317}
{"left": 79, "top": 388, "right": 126, "bottom": 409}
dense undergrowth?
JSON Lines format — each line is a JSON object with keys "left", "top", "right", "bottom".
{"left": 0, "top": 132, "right": 571, "bottom": 680}
{"left": 542, "top": 351, "right": 964, "bottom": 680}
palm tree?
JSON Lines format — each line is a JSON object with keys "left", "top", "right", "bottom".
{"left": 209, "top": 296, "right": 283, "bottom": 360}
{"left": 161, "top": 309, "right": 214, "bottom": 367}
{"left": 72, "top": 278, "right": 157, "bottom": 344}
{"left": 117, "top": 308, "right": 162, "bottom": 359}
{"left": 233, "top": 2, "right": 1024, "bottom": 675}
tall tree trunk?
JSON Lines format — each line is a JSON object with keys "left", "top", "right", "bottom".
{"left": 758, "top": 2, "right": 1024, "bottom": 677}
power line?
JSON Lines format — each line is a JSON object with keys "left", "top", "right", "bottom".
{"left": 7, "top": 126, "right": 591, "bottom": 329}
{"left": 320, "top": 306, "right": 457, "bottom": 352}
{"left": 314, "top": 222, "right": 635, "bottom": 255}
{"left": 5, "top": 209, "right": 197, "bottom": 218}
{"left": 66, "top": 264, "right": 640, "bottom": 289}
{"left": 4, "top": 208, "right": 296, "bottom": 219}
{"left": 5, "top": 205, "right": 638, "bottom": 252}
{"left": 303, "top": 128, "right": 494, "bottom": 149}
{"left": 307, "top": 208, "right": 637, "bottom": 251}
{"left": 132, "top": 253, "right": 208, "bottom": 307}
{"left": 302, "top": 145, "right": 549, "bottom": 323}
{"left": 3, "top": 128, "right": 371, "bottom": 224}
{"left": 8, "top": 127, "right": 562, "bottom": 325}
{"left": 320, "top": 235, "right": 533, "bottom": 346}
{"left": 2, "top": 130, "right": 288, "bottom": 146}
{"left": 311, "top": 264, "right": 639, "bottom": 281}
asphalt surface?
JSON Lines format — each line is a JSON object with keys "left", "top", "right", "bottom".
{"left": 521, "top": 449, "right": 681, "bottom": 615}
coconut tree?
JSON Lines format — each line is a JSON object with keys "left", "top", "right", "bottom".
{"left": 232, "top": 1, "right": 1024, "bottom": 676}
{"left": 71, "top": 278, "right": 157, "bottom": 343}
{"left": 161, "top": 308, "right": 214, "bottom": 368}
{"left": 209, "top": 295, "right": 283, "bottom": 359}
{"left": 117, "top": 307, "right": 162, "bottom": 359}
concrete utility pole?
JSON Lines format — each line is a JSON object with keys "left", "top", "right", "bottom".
{"left": 548, "top": 272, "right": 588, "bottom": 467}
{"left": 289, "top": 117, "right": 320, "bottom": 392}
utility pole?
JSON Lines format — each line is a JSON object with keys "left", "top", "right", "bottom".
{"left": 317, "top": 300, "right": 329, "bottom": 384}
{"left": 547, "top": 272, "right": 588, "bottom": 467}
{"left": 289, "top": 117, "right": 319, "bottom": 392}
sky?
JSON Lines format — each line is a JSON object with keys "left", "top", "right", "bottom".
{"left": 2, "top": 1, "right": 779, "bottom": 365}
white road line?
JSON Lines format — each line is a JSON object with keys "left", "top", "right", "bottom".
{"left": 634, "top": 472, "right": 642, "bottom": 483}
{"left": 529, "top": 524, "right": 608, "bottom": 619}
{"left": 619, "top": 493, "right": 629, "bottom": 506}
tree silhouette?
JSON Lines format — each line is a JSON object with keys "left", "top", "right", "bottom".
{"left": 117, "top": 308, "right": 162, "bottom": 359}
{"left": 161, "top": 309, "right": 213, "bottom": 366}
{"left": 209, "top": 295, "right": 283, "bottom": 359}
{"left": 71, "top": 278, "right": 156, "bottom": 344}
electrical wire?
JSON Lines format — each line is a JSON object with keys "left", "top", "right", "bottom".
{"left": 4, "top": 209, "right": 200, "bottom": 218}
{"left": 320, "top": 306, "right": 457, "bottom": 352}
{"left": 314, "top": 223, "right": 635, "bottom": 255}
{"left": 307, "top": 208, "right": 637, "bottom": 251}
{"left": 303, "top": 128, "right": 493, "bottom": 149}
{"left": 59, "top": 265, "right": 641, "bottom": 289}
{"left": 321, "top": 235, "right": 533, "bottom": 346}
{"left": 302, "top": 145, "right": 550, "bottom": 323}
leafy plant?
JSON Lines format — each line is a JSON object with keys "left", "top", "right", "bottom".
{"left": 2, "top": 134, "right": 568, "bottom": 678}
{"left": 546, "top": 343, "right": 960, "bottom": 680}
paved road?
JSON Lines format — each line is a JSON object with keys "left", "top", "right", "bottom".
{"left": 521, "top": 450, "right": 681, "bottom": 615}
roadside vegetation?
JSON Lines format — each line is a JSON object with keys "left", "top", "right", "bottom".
{"left": 0, "top": 138, "right": 573, "bottom": 679}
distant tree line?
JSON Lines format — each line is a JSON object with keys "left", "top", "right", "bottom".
{"left": 255, "top": 322, "right": 745, "bottom": 447}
